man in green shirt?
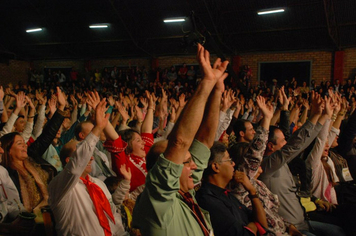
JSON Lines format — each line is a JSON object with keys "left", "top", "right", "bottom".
{"left": 132, "top": 44, "right": 229, "bottom": 236}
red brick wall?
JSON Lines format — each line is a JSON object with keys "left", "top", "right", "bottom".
{"left": 343, "top": 48, "right": 356, "bottom": 80}
{"left": 0, "top": 60, "right": 30, "bottom": 86}
{"left": 2, "top": 48, "right": 356, "bottom": 87}
{"left": 239, "top": 51, "right": 333, "bottom": 86}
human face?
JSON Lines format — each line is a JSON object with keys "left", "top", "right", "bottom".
{"left": 62, "top": 118, "right": 71, "bottom": 130}
{"left": 272, "top": 129, "right": 287, "bottom": 152}
{"left": 243, "top": 122, "right": 256, "bottom": 142}
{"left": 9, "top": 135, "right": 28, "bottom": 162}
{"left": 14, "top": 117, "right": 26, "bottom": 132}
{"left": 81, "top": 156, "right": 94, "bottom": 178}
{"left": 217, "top": 151, "right": 235, "bottom": 184}
{"left": 323, "top": 140, "right": 330, "bottom": 157}
{"left": 179, "top": 151, "right": 197, "bottom": 193}
{"left": 331, "top": 136, "right": 338, "bottom": 148}
{"left": 131, "top": 132, "right": 146, "bottom": 157}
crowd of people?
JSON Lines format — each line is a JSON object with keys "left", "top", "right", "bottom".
{"left": 0, "top": 44, "right": 356, "bottom": 236}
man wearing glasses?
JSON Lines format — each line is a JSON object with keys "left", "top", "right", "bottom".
{"left": 196, "top": 141, "right": 267, "bottom": 236}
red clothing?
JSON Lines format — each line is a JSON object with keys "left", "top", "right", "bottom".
{"left": 104, "top": 133, "right": 154, "bottom": 192}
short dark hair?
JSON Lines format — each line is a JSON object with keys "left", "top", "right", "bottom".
{"left": 104, "top": 176, "right": 124, "bottom": 194}
{"left": 228, "top": 142, "right": 249, "bottom": 171}
{"left": 233, "top": 119, "right": 249, "bottom": 139}
{"left": 203, "top": 142, "right": 227, "bottom": 179}
{"left": 268, "top": 126, "right": 280, "bottom": 145}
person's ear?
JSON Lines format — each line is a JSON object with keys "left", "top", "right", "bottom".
{"left": 79, "top": 132, "right": 85, "bottom": 140}
{"left": 267, "top": 142, "right": 274, "bottom": 151}
{"left": 211, "top": 163, "right": 220, "bottom": 173}
{"left": 239, "top": 131, "right": 245, "bottom": 138}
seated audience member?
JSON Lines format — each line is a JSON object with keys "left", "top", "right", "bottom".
{"left": 48, "top": 94, "right": 127, "bottom": 236}
{"left": 260, "top": 91, "right": 345, "bottom": 236}
{"left": 104, "top": 96, "right": 154, "bottom": 192}
{"left": 0, "top": 92, "right": 34, "bottom": 142}
{"left": 131, "top": 44, "right": 228, "bottom": 236}
{"left": 75, "top": 120, "right": 114, "bottom": 180}
{"left": 0, "top": 87, "right": 66, "bottom": 220}
{"left": 229, "top": 95, "right": 303, "bottom": 235}
{"left": 196, "top": 142, "right": 267, "bottom": 236}
{"left": 105, "top": 164, "right": 142, "bottom": 236}
{"left": 306, "top": 96, "right": 356, "bottom": 236}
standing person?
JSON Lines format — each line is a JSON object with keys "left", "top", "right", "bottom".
{"left": 48, "top": 93, "right": 127, "bottom": 236}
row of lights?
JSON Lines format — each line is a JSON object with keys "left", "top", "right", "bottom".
{"left": 164, "top": 8, "right": 285, "bottom": 23}
{"left": 26, "top": 8, "right": 284, "bottom": 33}
{"left": 26, "top": 24, "right": 109, "bottom": 33}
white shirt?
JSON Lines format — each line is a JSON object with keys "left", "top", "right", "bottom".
{"left": 0, "top": 166, "right": 25, "bottom": 222}
{"left": 48, "top": 133, "right": 127, "bottom": 236}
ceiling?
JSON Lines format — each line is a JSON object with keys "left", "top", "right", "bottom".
{"left": 0, "top": 0, "right": 355, "bottom": 61}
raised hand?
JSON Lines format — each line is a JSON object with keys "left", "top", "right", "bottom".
{"left": 256, "top": 96, "right": 273, "bottom": 119}
{"left": 87, "top": 91, "right": 101, "bottom": 110}
{"left": 116, "top": 101, "right": 130, "bottom": 122}
{"left": 92, "top": 99, "right": 110, "bottom": 137}
{"left": 178, "top": 93, "right": 186, "bottom": 108}
{"left": 278, "top": 86, "right": 289, "bottom": 110}
{"left": 48, "top": 95, "right": 57, "bottom": 116}
{"left": 56, "top": 87, "right": 66, "bottom": 111}
{"left": 119, "top": 164, "right": 132, "bottom": 181}
{"left": 197, "top": 43, "right": 229, "bottom": 85}
{"left": 310, "top": 91, "right": 323, "bottom": 116}
{"left": 25, "top": 96, "right": 35, "bottom": 110}
{"left": 324, "top": 96, "right": 335, "bottom": 118}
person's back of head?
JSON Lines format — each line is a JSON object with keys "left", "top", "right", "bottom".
{"left": 74, "top": 121, "right": 94, "bottom": 141}
{"left": 59, "top": 140, "right": 79, "bottom": 168}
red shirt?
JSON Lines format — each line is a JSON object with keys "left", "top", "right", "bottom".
{"left": 104, "top": 133, "right": 154, "bottom": 192}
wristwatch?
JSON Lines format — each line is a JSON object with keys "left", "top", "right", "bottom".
{"left": 249, "top": 192, "right": 259, "bottom": 199}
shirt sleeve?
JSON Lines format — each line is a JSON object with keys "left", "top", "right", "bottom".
{"left": 48, "top": 133, "right": 99, "bottom": 207}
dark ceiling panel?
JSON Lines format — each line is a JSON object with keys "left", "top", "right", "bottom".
{"left": 0, "top": 0, "right": 354, "bottom": 60}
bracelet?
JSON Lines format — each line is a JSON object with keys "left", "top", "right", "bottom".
{"left": 28, "top": 115, "right": 35, "bottom": 118}
{"left": 148, "top": 107, "right": 155, "bottom": 111}
{"left": 331, "top": 113, "right": 337, "bottom": 122}
{"left": 248, "top": 192, "right": 259, "bottom": 199}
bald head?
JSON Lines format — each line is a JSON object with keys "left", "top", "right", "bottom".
{"left": 60, "top": 140, "right": 79, "bottom": 167}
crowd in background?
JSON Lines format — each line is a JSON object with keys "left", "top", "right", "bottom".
{"left": 0, "top": 46, "right": 356, "bottom": 236}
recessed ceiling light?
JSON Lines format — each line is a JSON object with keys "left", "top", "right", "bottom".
{"left": 89, "top": 24, "right": 108, "bottom": 29}
{"left": 257, "top": 8, "right": 285, "bottom": 15}
{"left": 163, "top": 18, "right": 185, "bottom": 23}
{"left": 26, "top": 28, "right": 43, "bottom": 33}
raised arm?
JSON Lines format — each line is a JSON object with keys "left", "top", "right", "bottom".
{"left": 164, "top": 44, "right": 229, "bottom": 164}
{"left": 49, "top": 96, "right": 109, "bottom": 207}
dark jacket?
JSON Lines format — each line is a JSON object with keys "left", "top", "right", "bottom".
{"left": 8, "top": 110, "right": 65, "bottom": 202}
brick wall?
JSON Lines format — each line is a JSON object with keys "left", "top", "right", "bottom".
{"left": 239, "top": 51, "right": 333, "bottom": 86}
{"left": 2, "top": 48, "right": 356, "bottom": 87}
{"left": 343, "top": 48, "right": 356, "bottom": 80}
{"left": 0, "top": 60, "right": 30, "bottom": 86}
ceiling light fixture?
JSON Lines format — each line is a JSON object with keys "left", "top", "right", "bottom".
{"left": 163, "top": 18, "right": 185, "bottom": 23}
{"left": 26, "top": 28, "right": 43, "bottom": 33}
{"left": 257, "top": 8, "right": 285, "bottom": 15}
{"left": 89, "top": 24, "right": 108, "bottom": 29}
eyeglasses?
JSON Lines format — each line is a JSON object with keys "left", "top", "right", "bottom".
{"left": 219, "top": 158, "right": 234, "bottom": 165}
